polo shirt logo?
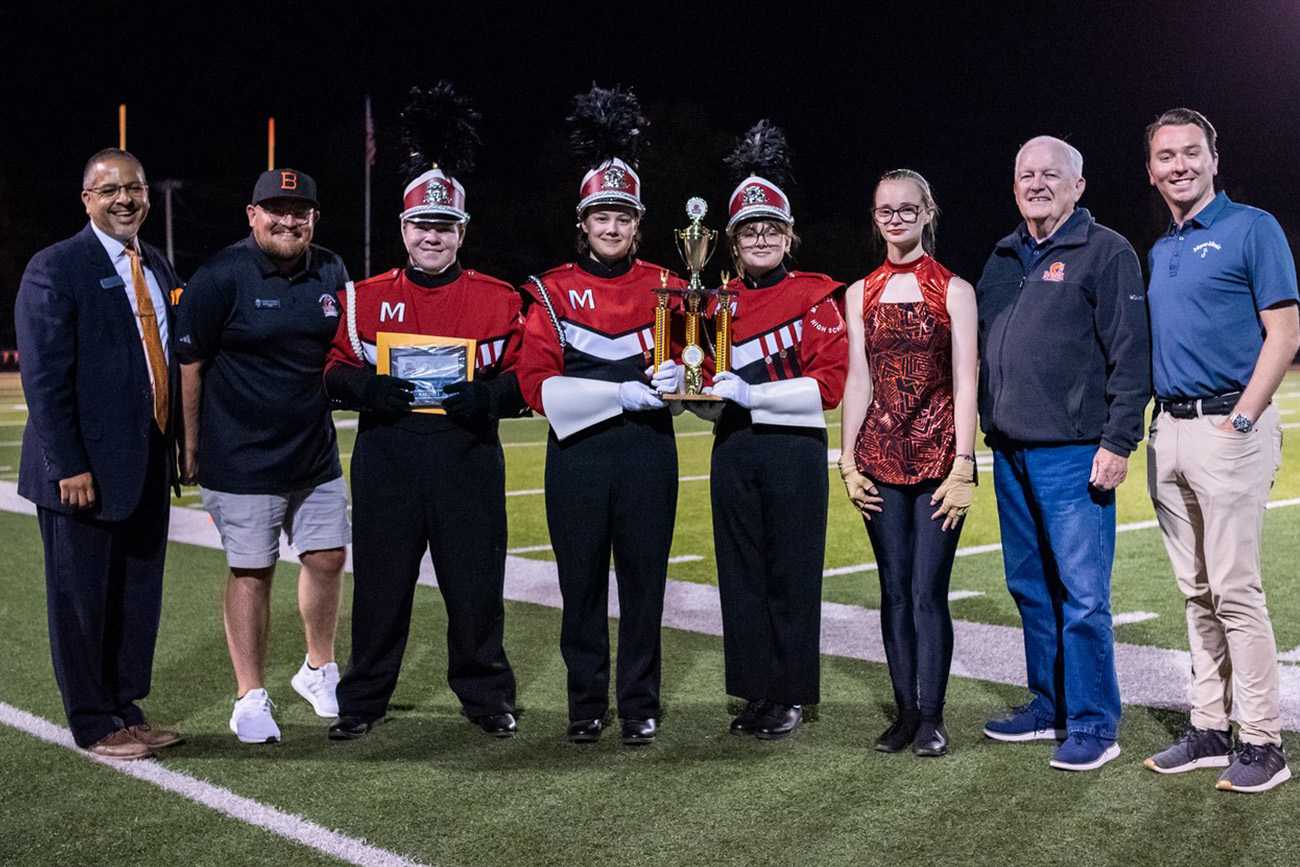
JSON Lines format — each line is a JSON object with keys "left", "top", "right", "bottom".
{"left": 1042, "top": 261, "right": 1065, "bottom": 282}
{"left": 1194, "top": 241, "right": 1222, "bottom": 259}
{"left": 319, "top": 293, "right": 339, "bottom": 318}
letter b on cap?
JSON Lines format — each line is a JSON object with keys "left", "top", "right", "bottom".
{"left": 280, "top": 171, "right": 297, "bottom": 190}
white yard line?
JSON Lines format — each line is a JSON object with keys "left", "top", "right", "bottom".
{"left": 1112, "top": 611, "right": 1160, "bottom": 626}
{"left": 0, "top": 701, "right": 428, "bottom": 867}
{"left": 947, "top": 590, "right": 984, "bottom": 601}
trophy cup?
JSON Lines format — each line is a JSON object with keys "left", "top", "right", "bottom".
{"left": 653, "top": 197, "right": 732, "bottom": 400}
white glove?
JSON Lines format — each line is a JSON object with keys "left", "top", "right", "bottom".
{"left": 648, "top": 359, "right": 684, "bottom": 395}
{"left": 619, "top": 380, "right": 666, "bottom": 412}
{"left": 706, "top": 371, "right": 751, "bottom": 408}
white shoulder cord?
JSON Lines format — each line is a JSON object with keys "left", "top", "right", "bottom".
{"left": 344, "top": 281, "right": 364, "bottom": 363}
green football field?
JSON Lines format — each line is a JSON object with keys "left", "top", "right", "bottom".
{"left": 2, "top": 370, "right": 1300, "bottom": 867}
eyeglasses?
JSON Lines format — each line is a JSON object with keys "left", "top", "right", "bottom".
{"left": 85, "top": 183, "right": 148, "bottom": 199}
{"left": 873, "top": 205, "right": 923, "bottom": 224}
{"left": 735, "top": 227, "right": 787, "bottom": 246}
{"left": 256, "top": 203, "right": 316, "bottom": 223}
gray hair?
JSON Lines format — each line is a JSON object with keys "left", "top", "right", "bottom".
{"left": 1015, "top": 136, "right": 1083, "bottom": 178}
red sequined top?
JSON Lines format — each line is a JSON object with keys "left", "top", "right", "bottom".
{"left": 853, "top": 255, "right": 956, "bottom": 485}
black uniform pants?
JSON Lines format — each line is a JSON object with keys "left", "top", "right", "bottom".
{"left": 39, "top": 429, "right": 170, "bottom": 747}
{"left": 712, "top": 420, "right": 827, "bottom": 706}
{"left": 545, "top": 413, "right": 677, "bottom": 721}
{"left": 864, "top": 481, "right": 962, "bottom": 717}
{"left": 338, "top": 422, "right": 516, "bottom": 720}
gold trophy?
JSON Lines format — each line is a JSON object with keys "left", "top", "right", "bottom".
{"left": 653, "top": 197, "right": 731, "bottom": 400}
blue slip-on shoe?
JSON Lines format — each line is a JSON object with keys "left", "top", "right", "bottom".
{"left": 1050, "top": 733, "right": 1120, "bottom": 771}
{"left": 983, "top": 703, "right": 1066, "bottom": 742}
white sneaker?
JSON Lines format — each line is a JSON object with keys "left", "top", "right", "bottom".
{"left": 230, "top": 688, "right": 280, "bottom": 744}
{"left": 291, "top": 657, "right": 340, "bottom": 718}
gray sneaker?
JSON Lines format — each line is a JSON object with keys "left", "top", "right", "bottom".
{"left": 1216, "top": 742, "right": 1291, "bottom": 793}
{"left": 1144, "top": 727, "right": 1232, "bottom": 774}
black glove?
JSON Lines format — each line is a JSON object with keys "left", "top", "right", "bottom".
{"left": 442, "top": 379, "right": 490, "bottom": 418}
{"left": 364, "top": 375, "right": 416, "bottom": 413}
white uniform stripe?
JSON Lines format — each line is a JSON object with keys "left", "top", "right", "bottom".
{"left": 563, "top": 322, "right": 654, "bottom": 360}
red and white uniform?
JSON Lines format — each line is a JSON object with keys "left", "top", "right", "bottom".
{"left": 707, "top": 267, "right": 848, "bottom": 708}
{"left": 516, "top": 256, "right": 685, "bottom": 723}
{"left": 517, "top": 259, "right": 686, "bottom": 438}
{"left": 706, "top": 269, "right": 848, "bottom": 423}
{"left": 322, "top": 264, "right": 525, "bottom": 723}
{"left": 327, "top": 266, "right": 523, "bottom": 388}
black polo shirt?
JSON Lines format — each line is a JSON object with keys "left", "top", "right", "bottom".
{"left": 176, "top": 235, "right": 348, "bottom": 494}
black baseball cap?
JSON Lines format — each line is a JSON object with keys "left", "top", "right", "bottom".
{"left": 252, "top": 169, "right": 319, "bottom": 207}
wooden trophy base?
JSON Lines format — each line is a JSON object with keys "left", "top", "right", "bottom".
{"left": 662, "top": 393, "right": 723, "bottom": 402}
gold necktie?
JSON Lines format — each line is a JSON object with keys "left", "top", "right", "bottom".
{"left": 124, "top": 246, "right": 169, "bottom": 432}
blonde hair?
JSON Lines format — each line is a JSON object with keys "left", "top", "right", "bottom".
{"left": 871, "top": 168, "right": 939, "bottom": 256}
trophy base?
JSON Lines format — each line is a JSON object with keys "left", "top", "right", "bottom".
{"left": 661, "top": 393, "right": 723, "bottom": 402}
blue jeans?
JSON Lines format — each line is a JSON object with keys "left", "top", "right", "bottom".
{"left": 993, "top": 442, "right": 1120, "bottom": 740}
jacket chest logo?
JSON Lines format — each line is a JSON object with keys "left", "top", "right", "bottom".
{"left": 1041, "top": 261, "right": 1065, "bottom": 282}
{"left": 569, "top": 288, "right": 595, "bottom": 309}
{"left": 380, "top": 301, "right": 406, "bottom": 322}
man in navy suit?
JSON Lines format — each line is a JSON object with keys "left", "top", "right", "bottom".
{"left": 15, "top": 148, "right": 184, "bottom": 760}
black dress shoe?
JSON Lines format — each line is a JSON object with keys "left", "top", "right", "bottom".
{"left": 755, "top": 703, "right": 803, "bottom": 740}
{"left": 470, "top": 712, "right": 517, "bottom": 738}
{"left": 730, "top": 700, "right": 768, "bottom": 736}
{"left": 913, "top": 720, "right": 950, "bottom": 757}
{"left": 329, "top": 716, "right": 382, "bottom": 741}
{"left": 566, "top": 718, "right": 602, "bottom": 743}
{"left": 621, "top": 717, "right": 657, "bottom": 745}
{"left": 874, "top": 711, "right": 921, "bottom": 753}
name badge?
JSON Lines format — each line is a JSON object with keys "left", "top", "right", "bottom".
{"left": 100, "top": 275, "right": 126, "bottom": 290}
{"left": 254, "top": 298, "right": 281, "bottom": 309}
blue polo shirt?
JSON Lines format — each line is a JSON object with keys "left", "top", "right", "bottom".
{"left": 1147, "top": 192, "right": 1298, "bottom": 400}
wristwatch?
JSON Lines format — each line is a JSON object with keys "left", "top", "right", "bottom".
{"left": 1229, "top": 411, "right": 1254, "bottom": 433}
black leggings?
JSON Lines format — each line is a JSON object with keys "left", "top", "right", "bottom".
{"left": 863, "top": 480, "right": 962, "bottom": 718}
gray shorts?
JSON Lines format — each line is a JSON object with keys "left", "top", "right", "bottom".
{"left": 201, "top": 476, "right": 351, "bottom": 569}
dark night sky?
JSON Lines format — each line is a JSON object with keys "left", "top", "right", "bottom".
{"left": 2, "top": 1, "right": 1298, "bottom": 344}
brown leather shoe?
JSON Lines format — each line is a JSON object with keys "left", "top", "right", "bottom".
{"left": 87, "top": 729, "right": 155, "bottom": 760}
{"left": 127, "top": 723, "right": 184, "bottom": 750}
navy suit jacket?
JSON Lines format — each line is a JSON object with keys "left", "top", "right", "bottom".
{"left": 16, "top": 224, "right": 182, "bottom": 521}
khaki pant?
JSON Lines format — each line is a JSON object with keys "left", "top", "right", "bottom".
{"left": 1147, "top": 403, "right": 1284, "bottom": 745}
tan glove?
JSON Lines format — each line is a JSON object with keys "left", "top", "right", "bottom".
{"left": 930, "top": 457, "right": 976, "bottom": 530}
{"left": 837, "top": 453, "right": 883, "bottom": 519}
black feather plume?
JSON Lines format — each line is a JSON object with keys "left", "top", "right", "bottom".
{"left": 566, "top": 84, "right": 648, "bottom": 169}
{"left": 400, "top": 83, "right": 482, "bottom": 181}
{"left": 725, "top": 120, "right": 793, "bottom": 188}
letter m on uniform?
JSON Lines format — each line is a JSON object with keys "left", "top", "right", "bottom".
{"left": 569, "top": 288, "right": 594, "bottom": 309}
{"left": 380, "top": 301, "right": 406, "bottom": 322}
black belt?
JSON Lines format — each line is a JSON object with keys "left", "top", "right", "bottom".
{"left": 1154, "top": 391, "right": 1241, "bottom": 419}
